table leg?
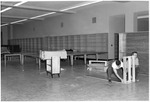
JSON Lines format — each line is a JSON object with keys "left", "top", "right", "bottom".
{"left": 70, "top": 55, "right": 73, "bottom": 66}
{"left": 96, "top": 53, "right": 98, "bottom": 60}
{"left": 38, "top": 59, "right": 41, "bottom": 71}
{"left": 84, "top": 54, "right": 87, "bottom": 64}
{"left": 36, "top": 58, "right": 38, "bottom": 64}
{"left": 20, "top": 54, "right": 22, "bottom": 65}
{"left": 4, "top": 55, "right": 7, "bottom": 66}
{"left": 21, "top": 54, "right": 24, "bottom": 65}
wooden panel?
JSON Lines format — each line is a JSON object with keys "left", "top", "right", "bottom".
{"left": 30, "top": 38, "right": 33, "bottom": 53}
{"left": 80, "top": 35, "right": 87, "bottom": 51}
{"left": 42, "top": 37, "right": 47, "bottom": 50}
{"left": 8, "top": 33, "right": 108, "bottom": 60}
{"left": 126, "top": 32, "right": 149, "bottom": 74}
{"left": 74, "top": 35, "right": 80, "bottom": 51}
{"left": 51, "top": 36, "right": 55, "bottom": 50}
{"left": 68, "top": 35, "right": 74, "bottom": 50}
{"left": 114, "top": 33, "right": 119, "bottom": 59}
{"left": 47, "top": 37, "right": 51, "bottom": 50}
{"left": 62, "top": 36, "right": 68, "bottom": 49}
{"left": 87, "top": 34, "right": 96, "bottom": 52}
{"left": 95, "top": 33, "right": 108, "bottom": 52}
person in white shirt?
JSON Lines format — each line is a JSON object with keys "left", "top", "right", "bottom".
{"left": 107, "top": 60, "right": 123, "bottom": 83}
{"left": 131, "top": 51, "right": 140, "bottom": 81}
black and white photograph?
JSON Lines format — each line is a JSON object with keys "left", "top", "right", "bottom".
{"left": 1, "top": 0, "right": 149, "bottom": 101}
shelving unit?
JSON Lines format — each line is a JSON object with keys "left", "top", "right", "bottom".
{"left": 8, "top": 33, "right": 108, "bottom": 59}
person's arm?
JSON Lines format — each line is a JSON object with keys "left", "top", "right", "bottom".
{"left": 112, "top": 68, "right": 123, "bottom": 82}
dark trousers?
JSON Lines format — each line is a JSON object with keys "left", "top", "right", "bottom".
{"left": 132, "top": 66, "right": 140, "bottom": 79}
{"left": 106, "top": 67, "right": 123, "bottom": 81}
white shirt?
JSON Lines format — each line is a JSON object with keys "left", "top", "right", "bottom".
{"left": 134, "top": 57, "right": 139, "bottom": 66}
{"left": 131, "top": 57, "right": 139, "bottom": 67}
{"left": 112, "top": 61, "right": 123, "bottom": 69}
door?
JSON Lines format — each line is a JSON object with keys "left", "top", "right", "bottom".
{"left": 109, "top": 14, "right": 125, "bottom": 59}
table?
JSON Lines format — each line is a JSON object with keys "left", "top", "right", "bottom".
{"left": 4, "top": 53, "right": 23, "bottom": 66}
{"left": 22, "top": 52, "right": 108, "bottom": 69}
{"left": 4, "top": 52, "right": 40, "bottom": 67}
{"left": 21, "top": 53, "right": 40, "bottom": 69}
{"left": 67, "top": 51, "right": 107, "bottom": 66}
{"left": 23, "top": 51, "right": 107, "bottom": 71}
{"left": 4, "top": 52, "right": 107, "bottom": 71}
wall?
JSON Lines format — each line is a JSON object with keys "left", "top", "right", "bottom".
{"left": 1, "top": 26, "right": 8, "bottom": 45}
{"left": 1, "top": 25, "right": 13, "bottom": 45}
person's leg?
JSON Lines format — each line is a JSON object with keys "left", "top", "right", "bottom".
{"left": 107, "top": 67, "right": 113, "bottom": 82}
{"left": 135, "top": 66, "right": 140, "bottom": 81}
{"left": 116, "top": 68, "right": 123, "bottom": 82}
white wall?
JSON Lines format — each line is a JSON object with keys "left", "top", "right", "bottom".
{"left": 1, "top": 26, "right": 8, "bottom": 45}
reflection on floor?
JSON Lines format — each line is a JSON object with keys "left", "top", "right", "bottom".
{"left": 1, "top": 58, "right": 149, "bottom": 101}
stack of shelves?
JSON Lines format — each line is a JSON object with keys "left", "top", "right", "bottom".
{"left": 74, "top": 35, "right": 80, "bottom": 51}
{"left": 47, "top": 37, "right": 51, "bottom": 51}
{"left": 87, "top": 34, "right": 96, "bottom": 52}
{"left": 80, "top": 35, "right": 87, "bottom": 52}
{"left": 59, "top": 36, "right": 63, "bottom": 50}
{"left": 62, "top": 36, "right": 68, "bottom": 50}
{"left": 8, "top": 33, "right": 108, "bottom": 59}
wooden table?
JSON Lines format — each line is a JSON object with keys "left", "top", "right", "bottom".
{"left": 67, "top": 51, "right": 107, "bottom": 66}
{"left": 6, "top": 52, "right": 107, "bottom": 71}
{"left": 22, "top": 51, "right": 108, "bottom": 70}
{"left": 4, "top": 53, "right": 23, "bottom": 66}
{"left": 21, "top": 53, "right": 41, "bottom": 69}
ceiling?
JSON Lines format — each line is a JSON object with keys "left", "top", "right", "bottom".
{"left": 1, "top": 1, "right": 131, "bottom": 26}
{"left": 1, "top": 1, "right": 100, "bottom": 26}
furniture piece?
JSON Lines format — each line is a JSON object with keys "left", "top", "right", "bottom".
{"left": 1, "top": 47, "right": 10, "bottom": 54}
{"left": 1, "top": 45, "right": 21, "bottom": 53}
{"left": 40, "top": 50, "right": 67, "bottom": 78}
{"left": 1, "top": 47, "right": 10, "bottom": 60}
{"left": 67, "top": 51, "right": 107, "bottom": 66}
{"left": 87, "top": 60, "right": 108, "bottom": 72}
{"left": 14, "top": 51, "right": 107, "bottom": 72}
{"left": 4, "top": 53, "right": 23, "bottom": 66}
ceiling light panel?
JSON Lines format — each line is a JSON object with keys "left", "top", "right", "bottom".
{"left": 2, "top": 17, "right": 20, "bottom": 23}
{"left": 1, "top": 2, "right": 20, "bottom": 12}
{"left": 1, "top": 1, "right": 27, "bottom": 13}
{"left": 1, "top": 1, "right": 20, "bottom": 5}
{"left": 1, "top": 1, "right": 87, "bottom": 20}
{"left": 1, "top": 7, "right": 50, "bottom": 18}
{"left": 23, "top": 1, "right": 88, "bottom": 10}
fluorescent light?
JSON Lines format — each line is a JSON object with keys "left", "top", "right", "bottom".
{"left": 14, "top": 1, "right": 27, "bottom": 6}
{"left": 61, "top": 1, "right": 102, "bottom": 11}
{"left": 0, "top": 1, "right": 27, "bottom": 13}
{"left": 10, "top": 19, "right": 27, "bottom": 24}
{"left": 30, "top": 12, "right": 56, "bottom": 19}
{"left": 137, "top": 15, "right": 149, "bottom": 19}
{"left": 2, "top": 1, "right": 102, "bottom": 25}
{"left": 1, "top": 23, "right": 9, "bottom": 27}
{"left": 29, "top": 1, "right": 102, "bottom": 19}
{"left": 0, "top": 7, "right": 12, "bottom": 13}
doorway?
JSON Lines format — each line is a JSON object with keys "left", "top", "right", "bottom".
{"left": 109, "top": 14, "right": 125, "bottom": 59}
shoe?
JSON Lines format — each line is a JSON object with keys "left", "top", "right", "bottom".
{"left": 108, "top": 79, "right": 112, "bottom": 83}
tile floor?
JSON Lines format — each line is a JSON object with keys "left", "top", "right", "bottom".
{"left": 1, "top": 58, "right": 149, "bottom": 101}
